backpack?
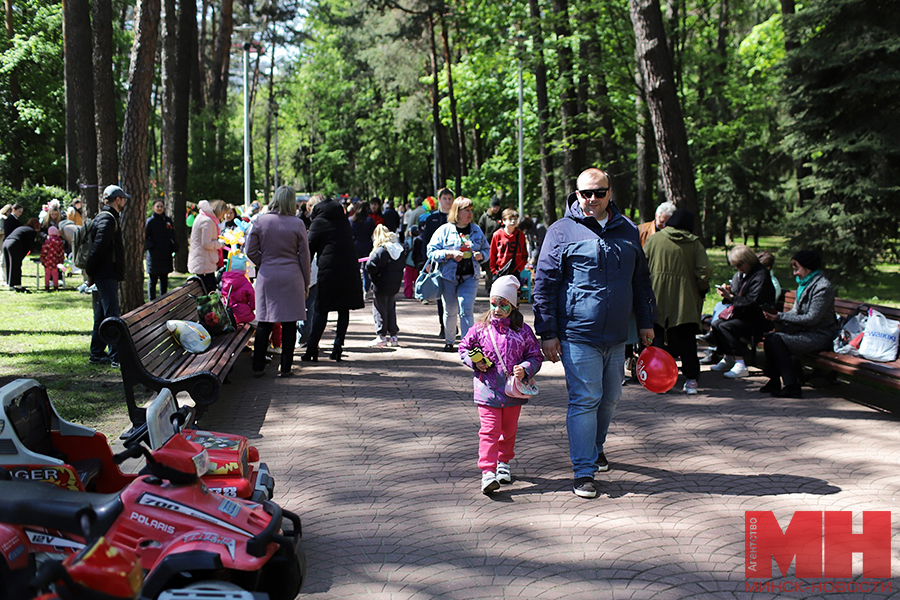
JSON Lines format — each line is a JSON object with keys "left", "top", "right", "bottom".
{"left": 71, "top": 210, "right": 116, "bottom": 270}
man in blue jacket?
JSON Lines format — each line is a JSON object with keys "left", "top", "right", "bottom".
{"left": 533, "top": 167, "right": 656, "bottom": 499}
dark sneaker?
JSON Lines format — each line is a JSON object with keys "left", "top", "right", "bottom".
{"left": 573, "top": 477, "right": 597, "bottom": 498}
{"left": 442, "top": 343, "right": 455, "bottom": 352}
{"left": 89, "top": 356, "right": 112, "bottom": 365}
{"left": 596, "top": 453, "right": 609, "bottom": 472}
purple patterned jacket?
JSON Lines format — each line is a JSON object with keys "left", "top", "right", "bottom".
{"left": 458, "top": 316, "right": 543, "bottom": 408}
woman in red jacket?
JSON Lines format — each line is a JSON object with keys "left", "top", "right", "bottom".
{"left": 490, "top": 209, "right": 528, "bottom": 280}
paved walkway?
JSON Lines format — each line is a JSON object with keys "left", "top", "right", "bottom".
{"left": 201, "top": 292, "right": 900, "bottom": 599}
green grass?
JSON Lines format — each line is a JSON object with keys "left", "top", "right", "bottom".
{"left": 0, "top": 270, "right": 190, "bottom": 439}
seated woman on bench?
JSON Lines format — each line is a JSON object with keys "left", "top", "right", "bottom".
{"left": 760, "top": 250, "right": 840, "bottom": 398}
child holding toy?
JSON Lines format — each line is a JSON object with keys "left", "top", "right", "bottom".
{"left": 458, "top": 275, "right": 542, "bottom": 495}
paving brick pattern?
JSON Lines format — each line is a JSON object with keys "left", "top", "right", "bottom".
{"left": 201, "top": 292, "right": 900, "bottom": 599}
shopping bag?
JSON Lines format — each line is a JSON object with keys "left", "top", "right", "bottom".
{"left": 859, "top": 308, "right": 899, "bottom": 362}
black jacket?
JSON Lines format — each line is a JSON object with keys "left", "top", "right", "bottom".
{"left": 730, "top": 263, "right": 776, "bottom": 323}
{"left": 416, "top": 211, "right": 446, "bottom": 268}
{"left": 308, "top": 200, "right": 364, "bottom": 311}
{"left": 366, "top": 244, "right": 407, "bottom": 295}
{"left": 2, "top": 225, "right": 36, "bottom": 253}
{"left": 3, "top": 214, "right": 21, "bottom": 238}
{"left": 145, "top": 212, "right": 178, "bottom": 275}
{"left": 86, "top": 207, "right": 124, "bottom": 281}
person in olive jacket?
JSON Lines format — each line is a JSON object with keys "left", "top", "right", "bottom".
{"left": 145, "top": 199, "right": 179, "bottom": 300}
{"left": 303, "top": 196, "right": 364, "bottom": 362}
{"left": 643, "top": 209, "right": 711, "bottom": 395}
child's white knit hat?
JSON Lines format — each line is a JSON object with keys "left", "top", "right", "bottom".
{"left": 490, "top": 275, "right": 520, "bottom": 305}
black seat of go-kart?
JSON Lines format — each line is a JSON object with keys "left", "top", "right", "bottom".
{"left": 0, "top": 479, "right": 123, "bottom": 536}
{"left": 6, "top": 386, "right": 103, "bottom": 489}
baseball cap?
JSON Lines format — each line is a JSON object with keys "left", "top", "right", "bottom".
{"left": 103, "top": 185, "right": 131, "bottom": 200}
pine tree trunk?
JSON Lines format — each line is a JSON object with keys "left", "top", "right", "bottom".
{"left": 4, "top": 0, "right": 22, "bottom": 189}
{"left": 162, "top": 0, "right": 192, "bottom": 273}
{"left": 440, "top": 13, "right": 462, "bottom": 194}
{"left": 119, "top": 0, "right": 161, "bottom": 311}
{"left": 208, "top": 0, "right": 233, "bottom": 113}
{"left": 780, "top": 0, "right": 813, "bottom": 208}
{"left": 528, "top": 0, "right": 556, "bottom": 224}
{"left": 428, "top": 14, "right": 446, "bottom": 190}
{"left": 93, "top": 0, "right": 118, "bottom": 211}
{"left": 553, "top": 0, "right": 577, "bottom": 194}
{"left": 63, "top": 0, "right": 99, "bottom": 214}
{"left": 629, "top": 0, "right": 699, "bottom": 226}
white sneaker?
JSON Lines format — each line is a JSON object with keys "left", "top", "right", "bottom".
{"left": 481, "top": 472, "right": 500, "bottom": 495}
{"left": 709, "top": 357, "right": 735, "bottom": 372}
{"left": 496, "top": 462, "right": 512, "bottom": 484}
{"left": 389, "top": 336, "right": 399, "bottom": 347}
{"left": 683, "top": 380, "right": 698, "bottom": 395}
{"left": 367, "top": 336, "right": 388, "bottom": 348}
{"left": 724, "top": 363, "right": 749, "bottom": 378}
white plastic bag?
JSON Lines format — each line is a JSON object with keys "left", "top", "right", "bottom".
{"left": 858, "top": 309, "right": 899, "bottom": 363}
{"left": 166, "top": 320, "right": 212, "bottom": 354}
{"left": 833, "top": 313, "right": 865, "bottom": 356}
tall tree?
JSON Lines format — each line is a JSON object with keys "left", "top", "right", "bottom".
{"left": 629, "top": 0, "right": 699, "bottom": 225}
{"left": 783, "top": 0, "right": 900, "bottom": 276}
{"left": 63, "top": 0, "right": 99, "bottom": 213}
{"left": 779, "top": 0, "right": 812, "bottom": 208}
{"left": 439, "top": 11, "right": 462, "bottom": 193}
{"left": 209, "top": 0, "right": 234, "bottom": 113}
{"left": 428, "top": 13, "right": 446, "bottom": 190}
{"left": 119, "top": 0, "right": 161, "bottom": 310}
{"left": 4, "top": 0, "right": 22, "bottom": 189}
{"left": 93, "top": 0, "right": 118, "bottom": 211}
{"left": 527, "top": 0, "right": 555, "bottom": 224}
{"left": 552, "top": 0, "right": 577, "bottom": 193}
{"left": 162, "top": 0, "right": 194, "bottom": 273}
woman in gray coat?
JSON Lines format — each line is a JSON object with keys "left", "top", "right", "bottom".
{"left": 246, "top": 186, "right": 311, "bottom": 377}
{"left": 760, "top": 250, "right": 840, "bottom": 398}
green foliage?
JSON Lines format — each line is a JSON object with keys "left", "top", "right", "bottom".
{"left": 0, "top": 2, "right": 66, "bottom": 186}
{"left": 0, "top": 183, "right": 73, "bottom": 219}
{"left": 782, "top": 0, "right": 900, "bottom": 277}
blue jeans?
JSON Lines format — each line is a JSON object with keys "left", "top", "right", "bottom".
{"left": 90, "top": 278, "right": 120, "bottom": 361}
{"left": 440, "top": 275, "right": 477, "bottom": 344}
{"left": 561, "top": 340, "right": 626, "bottom": 479}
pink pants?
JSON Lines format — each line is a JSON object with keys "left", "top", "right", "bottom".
{"left": 477, "top": 404, "right": 522, "bottom": 472}
{"left": 44, "top": 268, "right": 59, "bottom": 290}
{"left": 403, "top": 266, "right": 417, "bottom": 298}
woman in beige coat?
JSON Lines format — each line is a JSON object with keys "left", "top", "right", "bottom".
{"left": 188, "top": 199, "right": 226, "bottom": 292}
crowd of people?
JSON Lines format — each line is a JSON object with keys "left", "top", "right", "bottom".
{"left": 2, "top": 170, "right": 845, "bottom": 500}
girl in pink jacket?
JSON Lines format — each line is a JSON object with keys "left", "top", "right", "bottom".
{"left": 459, "top": 275, "right": 542, "bottom": 495}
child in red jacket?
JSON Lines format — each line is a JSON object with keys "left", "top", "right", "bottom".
{"left": 41, "top": 226, "right": 66, "bottom": 291}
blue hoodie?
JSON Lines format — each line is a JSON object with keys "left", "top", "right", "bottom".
{"left": 532, "top": 192, "right": 656, "bottom": 348}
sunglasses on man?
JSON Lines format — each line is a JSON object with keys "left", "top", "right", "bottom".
{"left": 577, "top": 188, "right": 609, "bottom": 199}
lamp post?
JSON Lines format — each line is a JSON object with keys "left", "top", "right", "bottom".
{"left": 515, "top": 34, "right": 526, "bottom": 219}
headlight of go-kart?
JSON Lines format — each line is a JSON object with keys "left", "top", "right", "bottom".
{"left": 192, "top": 449, "right": 211, "bottom": 476}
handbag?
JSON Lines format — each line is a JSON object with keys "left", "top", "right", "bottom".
{"left": 193, "top": 290, "right": 235, "bottom": 336}
{"left": 414, "top": 260, "right": 442, "bottom": 301}
{"left": 488, "top": 326, "right": 538, "bottom": 399}
{"left": 717, "top": 305, "right": 734, "bottom": 321}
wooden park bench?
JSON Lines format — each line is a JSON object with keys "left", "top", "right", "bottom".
{"left": 99, "top": 276, "right": 255, "bottom": 428}
{"left": 782, "top": 290, "right": 900, "bottom": 395}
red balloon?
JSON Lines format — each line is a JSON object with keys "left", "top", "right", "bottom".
{"left": 636, "top": 347, "right": 679, "bottom": 393}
